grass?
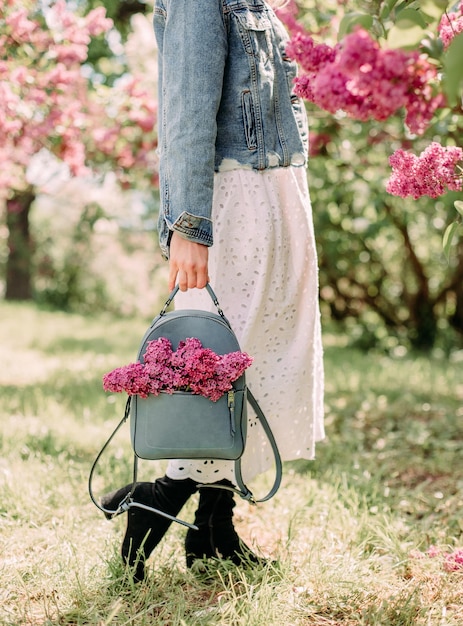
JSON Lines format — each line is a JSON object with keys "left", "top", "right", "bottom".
{"left": 0, "top": 301, "right": 462, "bottom": 625}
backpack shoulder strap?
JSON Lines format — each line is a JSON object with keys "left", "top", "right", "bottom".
{"left": 205, "top": 388, "right": 283, "bottom": 504}
{"left": 88, "top": 397, "right": 198, "bottom": 529}
{"left": 241, "top": 387, "right": 282, "bottom": 502}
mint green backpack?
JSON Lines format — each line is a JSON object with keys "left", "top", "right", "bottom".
{"left": 89, "top": 284, "right": 281, "bottom": 527}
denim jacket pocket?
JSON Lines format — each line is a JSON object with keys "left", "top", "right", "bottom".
{"left": 241, "top": 90, "right": 257, "bottom": 150}
{"left": 233, "top": 7, "right": 271, "bottom": 60}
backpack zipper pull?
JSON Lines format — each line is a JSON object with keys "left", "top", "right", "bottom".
{"left": 228, "top": 390, "right": 235, "bottom": 437}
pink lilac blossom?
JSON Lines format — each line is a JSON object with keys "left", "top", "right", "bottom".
{"left": 170, "top": 338, "right": 220, "bottom": 390}
{"left": 386, "top": 142, "right": 463, "bottom": 199}
{"left": 103, "top": 337, "right": 253, "bottom": 402}
{"left": 409, "top": 545, "right": 442, "bottom": 559}
{"left": 274, "top": 0, "right": 306, "bottom": 35}
{"left": 443, "top": 548, "right": 463, "bottom": 572}
{"left": 426, "top": 545, "right": 442, "bottom": 558}
{"left": 288, "top": 28, "right": 442, "bottom": 135}
{"left": 286, "top": 33, "right": 337, "bottom": 73}
{"left": 438, "top": 3, "right": 463, "bottom": 49}
{"left": 1, "top": 2, "right": 158, "bottom": 194}
{"left": 103, "top": 362, "right": 150, "bottom": 398}
{"left": 409, "top": 545, "right": 463, "bottom": 572}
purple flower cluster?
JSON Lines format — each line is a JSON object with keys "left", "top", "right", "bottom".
{"left": 103, "top": 337, "right": 253, "bottom": 402}
{"left": 386, "top": 142, "right": 463, "bottom": 199}
{"left": 287, "top": 28, "right": 443, "bottom": 135}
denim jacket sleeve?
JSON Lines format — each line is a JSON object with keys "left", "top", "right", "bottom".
{"left": 155, "top": 0, "right": 227, "bottom": 254}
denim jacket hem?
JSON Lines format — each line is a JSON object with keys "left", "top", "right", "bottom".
{"left": 172, "top": 212, "right": 213, "bottom": 245}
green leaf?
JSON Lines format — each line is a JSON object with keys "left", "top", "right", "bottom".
{"left": 455, "top": 201, "right": 463, "bottom": 217}
{"left": 442, "top": 32, "right": 463, "bottom": 106}
{"left": 443, "top": 221, "right": 460, "bottom": 260}
{"left": 394, "top": 7, "right": 428, "bottom": 27}
{"left": 380, "top": 0, "right": 402, "bottom": 20}
{"left": 420, "top": 35, "right": 444, "bottom": 59}
{"left": 418, "top": 0, "right": 449, "bottom": 22}
{"left": 338, "top": 12, "right": 374, "bottom": 40}
{"left": 386, "top": 10, "right": 428, "bottom": 48}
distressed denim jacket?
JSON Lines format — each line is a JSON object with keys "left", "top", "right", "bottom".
{"left": 154, "top": 0, "right": 309, "bottom": 258}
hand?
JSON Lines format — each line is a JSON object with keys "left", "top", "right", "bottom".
{"left": 168, "top": 231, "right": 209, "bottom": 292}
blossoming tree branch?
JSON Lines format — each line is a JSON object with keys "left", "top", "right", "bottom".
{"left": 278, "top": 0, "right": 463, "bottom": 258}
{"left": 1, "top": 1, "right": 158, "bottom": 300}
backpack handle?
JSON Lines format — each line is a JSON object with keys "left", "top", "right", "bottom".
{"left": 160, "top": 283, "right": 226, "bottom": 321}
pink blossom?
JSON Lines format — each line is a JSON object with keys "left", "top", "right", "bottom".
{"left": 289, "top": 28, "right": 442, "bottom": 134}
{"left": 43, "top": 64, "right": 80, "bottom": 88}
{"left": 337, "top": 27, "right": 379, "bottom": 74}
{"left": 5, "top": 9, "right": 37, "bottom": 43}
{"left": 0, "top": 1, "right": 157, "bottom": 194}
{"left": 103, "top": 337, "right": 253, "bottom": 402}
{"left": 286, "top": 33, "right": 336, "bottom": 72}
{"left": 312, "top": 66, "right": 354, "bottom": 115}
{"left": 128, "top": 109, "right": 156, "bottom": 133}
{"left": 49, "top": 0, "right": 79, "bottom": 30}
{"left": 443, "top": 548, "right": 463, "bottom": 572}
{"left": 171, "top": 338, "right": 220, "bottom": 389}
{"left": 144, "top": 337, "right": 173, "bottom": 365}
{"left": 386, "top": 142, "right": 463, "bottom": 199}
{"left": 103, "top": 363, "right": 150, "bottom": 398}
{"left": 426, "top": 545, "right": 441, "bottom": 558}
{"left": 438, "top": 6, "right": 463, "bottom": 49}
{"left": 116, "top": 146, "right": 137, "bottom": 169}
{"left": 275, "top": 0, "right": 306, "bottom": 35}
{"left": 218, "top": 352, "right": 254, "bottom": 381}
{"left": 91, "top": 127, "right": 119, "bottom": 154}
{"left": 58, "top": 140, "right": 88, "bottom": 176}
{"left": 85, "top": 6, "right": 113, "bottom": 37}
{"left": 50, "top": 42, "right": 89, "bottom": 64}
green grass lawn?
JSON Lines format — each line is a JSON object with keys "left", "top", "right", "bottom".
{"left": 1, "top": 301, "right": 462, "bottom": 625}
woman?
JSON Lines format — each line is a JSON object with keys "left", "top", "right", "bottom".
{"left": 102, "top": 0, "right": 324, "bottom": 582}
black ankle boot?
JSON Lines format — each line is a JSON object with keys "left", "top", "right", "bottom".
{"left": 102, "top": 477, "right": 197, "bottom": 581}
{"left": 185, "top": 479, "right": 264, "bottom": 568}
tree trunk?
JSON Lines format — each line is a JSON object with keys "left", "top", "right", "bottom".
{"left": 5, "top": 190, "right": 36, "bottom": 300}
{"left": 450, "top": 241, "right": 463, "bottom": 336}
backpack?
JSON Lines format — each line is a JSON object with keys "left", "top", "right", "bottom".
{"left": 89, "top": 284, "right": 281, "bottom": 527}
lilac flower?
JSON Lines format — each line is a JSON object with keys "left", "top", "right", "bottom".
{"left": 103, "top": 362, "right": 150, "bottom": 398}
{"left": 386, "top": 142, "right": 463, "bottom": 199}
{"left": 102, "top": 337, "right": 253, "bottom": 402}
{"left": 408, "top": 545, "right": 463, "bottom": 572}
{"left": 438, "top": 4, "right": 463, "bottom": 49}
{"left": 444, "top": 548, "right": 463, "bottom": 572}
{"left": 217, "top": 352, "right": 254, "bottom": 382}
{"left": 143, "top": 337, "right": 173, "bottom": 365}
{"left": 288, "top": 28, "right": 442, "bottom": 135}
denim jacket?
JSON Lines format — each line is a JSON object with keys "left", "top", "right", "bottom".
{"left": 154, "top": 0, "right": 309, "bottom": 258}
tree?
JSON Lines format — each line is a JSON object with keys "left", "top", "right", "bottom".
{"left": 277, "top": 0, "right": 463, "bottom": 349}
{"left": 0, "top": 1, "right": 157, "bottom": 300}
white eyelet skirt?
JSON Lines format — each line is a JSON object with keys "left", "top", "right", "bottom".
{"left": 166, "top": 165, "right": 325, "bottom": 485}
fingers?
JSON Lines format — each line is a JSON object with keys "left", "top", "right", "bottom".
{"left": 168, "top": 232, "right": 209, "bottom": 292}
{"left": 168, "top": 260, "right": 181, "bottom": 292}
{"left": 172, "top": 264, "right": 209, "bottom": 292}
{"left": 195, "top": 266, "right": 209, "bottom": 290}
{"left": 170, "top": 270, "right": 207, "bottom": 292}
